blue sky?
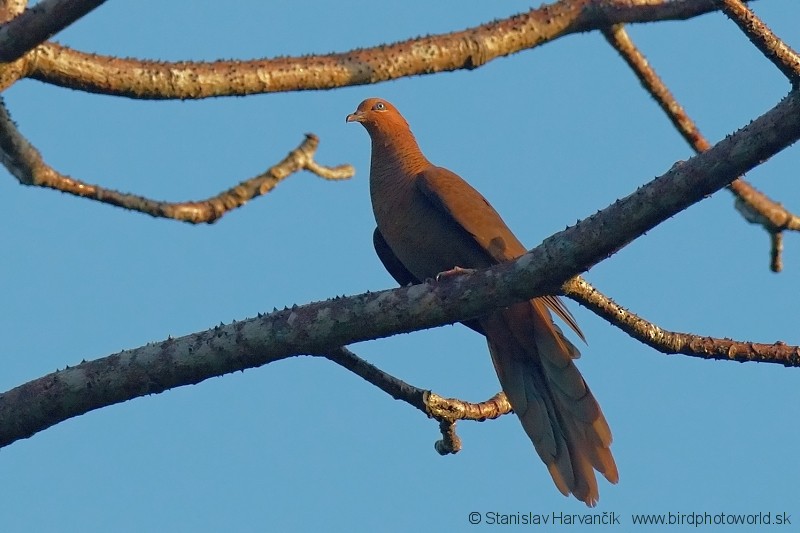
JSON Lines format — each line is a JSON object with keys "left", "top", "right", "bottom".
{"left": 1, "top": 1, "right": 799, "bottom": 531}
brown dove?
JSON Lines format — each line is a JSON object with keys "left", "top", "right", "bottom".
{"left": 346, "top": 98, "right": 618, "bottom": 506}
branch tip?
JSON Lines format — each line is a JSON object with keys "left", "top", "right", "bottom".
{"left": 770, "top": 231, "right": 783, "bottom": 273}
{"left": 564, "top": 276, "right": 800, "bottom": 366}
{"left": 0, "top": 106, "right": 353, "bottom": 223}
{"left": 604, "top": 21, "right": 800, "bottom": 272}
{"left": 434, "top": 420, "right": 461, "bottom": 455}
{"left": 718, "top": 0, "right": 800, "bottom": 84}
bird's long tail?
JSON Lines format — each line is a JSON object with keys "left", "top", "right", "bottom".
{"left": 480, "top": 299, "right": 618, "bottom": 506}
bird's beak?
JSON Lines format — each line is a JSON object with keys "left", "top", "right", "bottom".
{"left": 346, "top": 111, "right": 363, "bottom": 123}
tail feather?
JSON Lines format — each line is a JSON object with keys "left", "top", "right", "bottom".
{"left": 560, "top": 413, "right": 601, "bottom": 505}
{"left": 485, "top": 315, "right": 558, "bottom": 458}
{"left": 480, "top": 299, "right": 618, "bottom": 506}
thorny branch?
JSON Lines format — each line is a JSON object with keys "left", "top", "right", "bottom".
{"left": 18, "top": 0, "right": 757, "bottom": 99}
{"left": 2, "top": 87, "right": 800, "bottom": 448}
{"left": 325, "top": 263, "right": 800, "bottom": 453}
{"left": 718, "top": 0, "right": 800, "bottom": 85}
{"left": 1, "top": 0, "right": 798, "bottom": 455}
{"left": 603, "top": 23, "right": 800, "bottom": 271}
{"left": 0, "top": 1, "right": 775, "bottom": 225}
{"left": 0, "top": 99, "right": 353, "bottom": 223}
{"left": 563, "top": 277, "right": 800, "bottom": 365}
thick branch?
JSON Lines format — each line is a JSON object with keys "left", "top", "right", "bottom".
{"left": 1, "top": 88, "right": 799, "bottom": 449}
{"left": 0, "top": 0, "right": 105, "bottom": 62}
{"left": 26, "top": 0, "right": 753, "bottom": 100}
{"left": 718, "top": 0, "right": 800, "bottom": 85}
{"left": 0, "top": 99, "right": 353, "bottom": 223}
{"left": 603, "top": 24, "right": 800, "bottom": 271}
{"left": 564, "top": 277, "right": 800, "bottom": 365}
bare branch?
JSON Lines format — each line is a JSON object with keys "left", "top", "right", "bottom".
{"left": 319, "top": 346, "right": 427, "bottom": 412}
{"left": 770, "top": 230, "right": 783, "bottom": 272}
{"left": 26, "top": 0, "right": 753, "bottom": 100}
{"left": 434, "top": 421, "right": 462, "bottom": 455}
{"left": 730, "top": 181, "right": 800, "bottom": 233}
{"left": 426, "top": 391, "right": 510, "bottom": 424}
{"left": 564, "top": 277, "right": 800, "bottom": 365}
{"left": 603, "top": 24, "right": 800, "bottom": 271}
{"left": 0, "top": 0, "right": 106, "bottom": 62}
{"left": 718, "top": 0, "right": 800, "bottom": 84}
{"left": 319, "top": 346, "right": 511, "bottom": 455}
{"left": 0, "top": 99, "right": 353, "bottom": 223}
{"left": 2, "top": 88, "right": 798, "bottom": 448}
{"left": 428, "top": 391, "right": 511, "bottom": 454}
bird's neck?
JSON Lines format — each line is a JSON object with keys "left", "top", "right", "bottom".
{"left": 368, "top": 128, "right": 430, "bottom": 178}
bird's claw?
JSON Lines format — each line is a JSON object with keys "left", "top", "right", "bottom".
{"left": 435, "top": 266, "right": 476, "bottom": 282}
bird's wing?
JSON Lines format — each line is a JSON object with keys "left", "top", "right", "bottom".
{"left": 373, "top": 226, "right": 486, "bottom": 336}
{"left": 416, "top": 166, "right": 584, "bottom": 342}
{"left": 417, "top": 166, "right": 524, "bottom": 264}
{"left": 372, "top": 227, "right": 419, "bottom": 287}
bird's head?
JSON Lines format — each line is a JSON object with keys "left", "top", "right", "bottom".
{"left": 346, "top": 98, "right": 411, "bottom": 137}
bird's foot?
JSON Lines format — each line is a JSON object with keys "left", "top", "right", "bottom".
{"left": 435, "top": 266, "right": 476, "bottom": 282}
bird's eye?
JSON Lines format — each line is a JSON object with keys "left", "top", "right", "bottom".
{"left": 373, "top": 102, "right": 386, "bottom": 111}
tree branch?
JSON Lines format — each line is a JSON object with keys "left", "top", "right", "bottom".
{"left": 0, "top": 99, "right": 353, "bottom": 223}
{"left": 2, "top": 87, "right": 798, "bottom": 449}
{"left": 319, "top": 346, "right": 511, "bottom": 455}
{"left": 25, "top": 0, "right": 754, "bottom": 100}
{"left": 425, "top": 391, "right": 510, "bottom": 455}
{"left": 603, "top": 23, "right": 800, "bottom": 271}
{"left": 718, "top": 0, "right": 800, "bottom": 85}
{"left": 319, "top": 346, "right": 427, "bottom": 412}
{"left": 0, "top": 0, "right": 29, "bottom": 90}
{"left": 564, "top": 276, "right": 800, "bottom": 365}
{"left": 0, "top": 0, "right": 106, "bottom": 62}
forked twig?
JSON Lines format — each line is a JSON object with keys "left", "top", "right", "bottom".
{"left": 0, "top": 98, "right": 353, "bottom": 223}
{"left": 319, "top": 346, "right": 511, "bottom": 455}
{"left": 603, "top": 24, "right": 800, "bottom": 271}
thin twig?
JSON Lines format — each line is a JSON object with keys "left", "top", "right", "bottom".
{"left": 319, "top": 346, "right": 511, "bottom": 455}
{"left": 319, "top": 347, "right": 427, "bottom": 412}
{"left": 25, "top": 0, "right": 752, "bottom": 100}
{"left": 0, "top": 0, "right": 106, "bottom": 62}
{"left": 0, "top": 98, "right": 353, "bottom": 223}
{"left": 563, "top": 277, "right": 800, "bottom": 366}
{"left": 603, "top": 24, "right": 800, "bottom": 272}
{"left": 718, "top": 0, "right": 800, "bottom": 84}
{"left": 770, "top": 231, "right": 783, "bottom": 272}
{"left": 435, "top": 421, "right": 462, "bottom": 455}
